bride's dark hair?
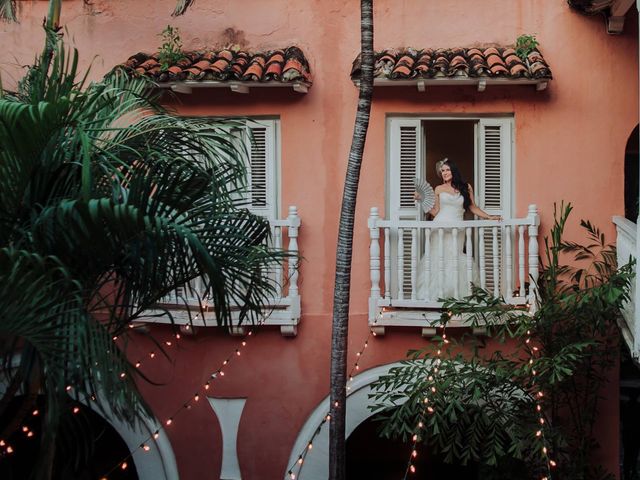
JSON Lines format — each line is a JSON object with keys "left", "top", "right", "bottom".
{"left": 443, "top": 160, "right": 471, "bottom": 210}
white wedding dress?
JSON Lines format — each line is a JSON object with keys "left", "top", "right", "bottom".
{"left": 417, "top": 191, "right": 477, "bottom": 301}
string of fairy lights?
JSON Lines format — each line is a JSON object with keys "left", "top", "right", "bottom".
{"left": 98, "top": 313, "right": 261, "bottom": 479}
{"left": 285, "top": 315, "right": 381, "bottom": 480}
{"left": 403, "top": 319, "right": 448, "bottom": 478}
{"left": 0, "top": 310, "right": 264, "bottom": 478}
{"left": 524, "top": 323, "right": 556, "bottom": 480}
{"left": 0, "top": 304, "right": 559, "bottom": 479}
{"left": 403, "top": 306, "right": 556, "bottom": 480}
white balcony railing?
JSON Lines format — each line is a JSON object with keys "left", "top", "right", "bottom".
{"left": 368, "top": 205, "right": 540, "bottom": 334}
{"left": 141, "top": 206, "right": 301, "bottom": 336}
{"left": 613, "top": 215, "right": 639, "bottom": 359}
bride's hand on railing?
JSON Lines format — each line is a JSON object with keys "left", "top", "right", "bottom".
{"left": 488, "top": 214, "right": 502, "bottom": 221}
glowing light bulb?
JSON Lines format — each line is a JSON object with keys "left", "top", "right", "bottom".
{"left": 153, "top": 432, "right": 160, "bottom": 439}
{"left": 143, "top": 444, "right": 151, "bottom": 452}
{"left": 6, "top": 446, "right": 13, "bottom": 454}
{"left": 135, "top": 362, "right": 141, "bottom": 368}
{"left": 73, "top": 407, "right": 80, "bottom": 414}
{"left": 410, "top": 465, "right": 416, "bottom": 473}
{"left": 308, "top": 443, "right": 313, "bottom": 450}
{"left": 150, "top": 352, "right": 156, "bottom": 359}
{"left": 27, "top": 432, "right": 33, "bottom": 438}
{"left": 194, "top": 394, "right": 200, "bottom": 402}
{"left": 166, "top": 418, "right": 173, "bottom": 426}
{"left": 121, "top": 462, "right": 128, "bottom": 470}
{"left": 32, "top": 410, "right": 39, "bottom": 416}
{"left": 412, "top": 450, "right": 417, "bottom": 457}
{"left": 22, "top": 427, "right": 28, "bottom": 432}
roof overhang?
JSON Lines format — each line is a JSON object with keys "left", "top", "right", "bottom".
{"left": 157, "top": 80, "right": 310, "bottom": 94}
{"left": 354, "top": 77, "right": 549, "bottom": 92}
{"left": 569, "top": 0, "right": 636, "bottom": 33}
{"left": 608, "top": 0, "right": 636, "bottom": 33}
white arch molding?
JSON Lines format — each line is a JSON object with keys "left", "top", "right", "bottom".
{"left": 0, "top": 374, "right": 178, "bottom": 480}
{"left": 284, "top": 362, "right": 409, "bottom": 480}
{"left": 84, "top": 397, "right": 179, "bottom": 480}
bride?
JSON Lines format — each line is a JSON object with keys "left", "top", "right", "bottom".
{"left": 416, "top": 159, "right": 500, "bottom": 301}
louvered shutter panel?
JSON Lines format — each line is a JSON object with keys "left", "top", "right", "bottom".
{"left": 477, "top": 119, "right": 513, "bottom": 294}
{"left": 245, "top": 120, "right": 278, "bottom": 221}
{"left": 389, "top": 118, "right": 422, "bottom": 297}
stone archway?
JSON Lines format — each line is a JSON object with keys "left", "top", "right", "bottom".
{"left": 84, "top": 396, "right": 179, "bottom": 480}
{"left": 284, "top": 362, "right": 408, "bottom": 480}
{"left": 625, "top": 124, "right": 639, "bottom": 221}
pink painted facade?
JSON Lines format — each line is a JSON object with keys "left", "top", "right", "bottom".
{"left": 1, "top": 1, "right": 638, "bottom": 479}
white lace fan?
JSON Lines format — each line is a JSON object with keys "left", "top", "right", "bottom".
{"left": 414, "top": 177, "right": 435, "bottom": 213}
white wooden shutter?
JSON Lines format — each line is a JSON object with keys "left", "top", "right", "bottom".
{"left": 477, "top": 118, "right": 513, "bottom": 294}
{"left": 244, "top": 120, "right": 278, "bottom": 221}
{"left": 389, "top": 118, "right": 422, "bottom": 222}
{"left": 389, "top": 118, "right": 423, "bottom": 297}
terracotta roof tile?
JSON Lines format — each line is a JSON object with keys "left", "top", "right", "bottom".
{"left": 243, "top": 62, "right": 264, "bottom": 81}
{"left": 351, "top": 45, "right": 552, "bottom": 82}
{"left": 116, "top": 46, "right": 312, "bottom": 86}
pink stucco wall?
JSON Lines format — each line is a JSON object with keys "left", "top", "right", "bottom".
{"left": 1, "top": 1, "right": 637, "bottom": 479}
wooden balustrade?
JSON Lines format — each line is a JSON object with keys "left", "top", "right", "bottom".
{"left": 614, "top": 215, "right": 640, "bottom": 359}
{"left": 368, "top": 205, "right": 540, "bottom": 331}
{"left": 153, "top": 206, "right": 301, "bottom": 336}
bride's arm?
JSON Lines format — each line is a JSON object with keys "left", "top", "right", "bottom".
{"left": 467, "top": 184, "right": 501, "bottom": 220}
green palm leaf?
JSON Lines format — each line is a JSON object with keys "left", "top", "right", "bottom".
{"left": 0, "top": 31, "right": 291, "bottom": 476}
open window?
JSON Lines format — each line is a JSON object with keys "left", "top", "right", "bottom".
{"left": 386, "top": 116, "right": 514, "bottom": 295}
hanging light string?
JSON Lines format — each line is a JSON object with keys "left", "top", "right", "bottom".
{"left": 404, "top": 318, "right": 448, "bottom": 478}
{"left": 97, "top": 308, "right": 267, "bottom": 479}
{"left": 524, "top": 323, "right": 555, "bottom": 480}
{"left": 286, "top": 314, "right": 381, "bottom": 480}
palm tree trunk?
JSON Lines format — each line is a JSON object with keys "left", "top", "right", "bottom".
{"left": 328, "top": 1, "right": 374, "bottom": 479}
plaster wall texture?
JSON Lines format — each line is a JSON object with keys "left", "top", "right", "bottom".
{"left": 0, "top": 1, "right": 637, "bottom": 479}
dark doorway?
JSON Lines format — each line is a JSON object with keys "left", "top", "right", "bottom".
{"left": 0, "top": 395, "right": 138, "bottom": 480}
{"left": 346, "top": 413, "right": 529, "bottom": 479}
{"left": 624, "top": 125, "right": 639, "bottom": 221}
